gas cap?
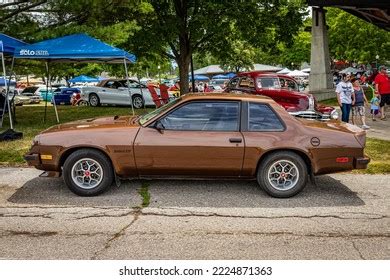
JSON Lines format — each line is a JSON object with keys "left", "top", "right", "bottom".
{"left": 310, "top": 137, "right": 320, "bottom": 146}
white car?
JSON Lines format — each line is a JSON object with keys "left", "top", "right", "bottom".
{"left": 80, "top": 79, "right": 155, "bottom": 108}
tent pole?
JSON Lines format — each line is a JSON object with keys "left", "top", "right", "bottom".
{"left": 46, "top": 61, "right": 59, "bottom": 123}
{"left": 124, "top": 58, "right": 134, "bottom": 116}
{"left": 44, "top": 61, "right": 48, "bottom": 123}
{"left": 1, "top": 52, "right": 13, "bottom": 129}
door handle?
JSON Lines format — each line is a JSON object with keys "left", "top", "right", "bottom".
{"left": 229, "top": 138, "right": 242, "bottom": 143}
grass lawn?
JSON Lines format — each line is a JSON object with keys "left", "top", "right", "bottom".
{"left": 0, "top": 103, "right": 389, "bottom": 174}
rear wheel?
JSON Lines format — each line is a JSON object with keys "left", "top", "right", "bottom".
{"left": 132, "top": 95, "right": 144, "bottom": 109}
{"left": 78, "top": 100, "right": 89, "bottom": 106}
{"left": 257, "top": 151, "right": 308, "bottom": 198}
{"left": 89, "top": 93, "right": 100, "bottom": 107}
{"left": 63, "top": 149, "right": 113, "bottom": 196}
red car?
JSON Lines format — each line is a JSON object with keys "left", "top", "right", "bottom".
{"left": 225, "top": 72, "right": 337, "bottom": 120}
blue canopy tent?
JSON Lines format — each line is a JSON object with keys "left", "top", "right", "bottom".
{"left": 189, "top": 75, "right": 210, "bottom": 81}
{"left": 13, "top": 33, "right": 137, "bottom": 121}
{"left": 226, "top": 73, "right": 236, "bottom": 78}
{"left": 0, "top": 77, "right": 16, "bottom": 87}
{"left": 212, "top": 74, "right": 229, "bottom": 79}
{"left": 69, "top": 75, "right": 99, "bottom": 83}
{"left": 0, "top": 33, "right": 28, "bottom": 134}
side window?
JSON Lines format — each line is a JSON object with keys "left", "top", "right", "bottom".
{"left": 105, "top": 81, "right": 116, "bottom": 88}
{"left": 257, "top": 77, "right": 280, "bottom": 89}
{"left": 248, "top": 103, "right": 284, "bottom": 131}
{"left": 127, "top": 80, "right": 140, "bottom": 88}
{"left": 238, "top": 77, "right": 254, "bottom": 89}
{"left": 286, "top": 79, "right": 298, "bottom": 91}
{"left": 228, "top": 77, "right": 240, "bottom": 88}
{"left": 160, "top": 101, "right": 240, "bottom": 131}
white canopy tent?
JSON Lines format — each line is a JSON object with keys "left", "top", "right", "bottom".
{"left": 287, "top": 70, "right": 309, "bottom": 77}
{"left": 277, "top": 68, "right": 291, "bottom": 74}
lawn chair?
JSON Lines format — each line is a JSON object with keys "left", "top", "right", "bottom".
{"left": 147, "top": 85, "right": 165, "bottom": 108}
{"left": 159, "top": 84, "right": 170, "bottom": 104}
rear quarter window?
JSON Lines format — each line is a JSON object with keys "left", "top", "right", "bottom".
{"left": 248, "top": 102, "right": 285, "bottom": 131}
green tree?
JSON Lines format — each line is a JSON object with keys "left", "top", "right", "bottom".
{"left": 129, "top": 0, "right": 306, "bottom": 94}
{"left": 326, "top": 8, "right": 390, "bottom": 64}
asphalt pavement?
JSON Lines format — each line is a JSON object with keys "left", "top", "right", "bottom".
{"left": 0, "top": 167, "right": 389, "bottom": 259}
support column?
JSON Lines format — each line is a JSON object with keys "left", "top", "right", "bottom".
{"left": 309, "top": 7, "right": 333, "bottom": 95}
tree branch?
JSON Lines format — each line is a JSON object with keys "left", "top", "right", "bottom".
{"left": 0, "top": 0, "right": 29, "bottom": 9}
{"left": 0, "top": 0, "right": 47, "bottom": 21}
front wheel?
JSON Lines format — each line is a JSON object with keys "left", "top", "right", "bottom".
{"left": 63, "top": 149, "right": 114, "bottom": 196}
{"left": 257, "top": 151, "right": 308, "bottom": 198}
{"left": 132, "top": 95, "right": 144, "bottom": 109}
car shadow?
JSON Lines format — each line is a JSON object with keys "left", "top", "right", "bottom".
{"left": 8, "top": 175, "right": 364, "bottom": 208}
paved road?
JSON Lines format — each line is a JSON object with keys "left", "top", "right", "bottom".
{"left": 0, "top": 168, "right": 389, "bottom": 259}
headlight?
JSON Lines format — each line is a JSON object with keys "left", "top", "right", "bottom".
{"left": 331, "top": 109, "right": 339, "bottom": 120}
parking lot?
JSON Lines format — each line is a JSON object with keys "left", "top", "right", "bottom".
{"left": 0, "top": 167, "right": 389, "bottom": 259}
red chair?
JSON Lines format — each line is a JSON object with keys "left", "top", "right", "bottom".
{"left": 147, "top": 85, "right": 164, "bottom": 108}
{"left": 159, "top": 84, "right": 170, "bottom": 104}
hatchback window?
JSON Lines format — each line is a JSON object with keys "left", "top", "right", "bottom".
{"left": 248, "top": 103, "right": 284, "bottom": 131}
{"left": 256, "top": 77, "right": 279, "bottom": 89}
{"left": 160, "top": 101, "right": 240, "bottom": 131}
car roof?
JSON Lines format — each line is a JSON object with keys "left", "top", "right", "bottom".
{"left": 180, "top": 93, "right": 274, "bottom": 103}
{"left": 237, "top": 71, "right": 293, "bottom": 80}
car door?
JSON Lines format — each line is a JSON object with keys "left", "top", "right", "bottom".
{"left": 134, "top": 100, "right": 245, "bottom": 177}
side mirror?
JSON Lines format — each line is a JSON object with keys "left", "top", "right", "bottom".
{"left": 154, "top": 120, "right": 165, "bottom": 134}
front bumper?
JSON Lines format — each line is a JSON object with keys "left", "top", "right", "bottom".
{"left": 289, "top": 109, "right": 336, "bottom": 121}
{"left": 354, "top": 157, "right": 370, "bottom": 169}
{"left": 24, "top": 153, "right": 41, "bottom": 166}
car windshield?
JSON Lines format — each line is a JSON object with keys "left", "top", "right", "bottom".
{"left": 139, "top": 98, "right": 181, "bottom": 125}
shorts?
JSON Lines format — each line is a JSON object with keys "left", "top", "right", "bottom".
{"left": 380, "top": 94, "right": 390, "bottom": 107}
{"left": 352, "top": 105, "right": 365, "bottom": 116}
{"left": 371, "top": 109, "right": 379, "bottom": 115}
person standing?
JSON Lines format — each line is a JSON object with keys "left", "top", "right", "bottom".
{"left": 336, "top": 73, "right": 354, "bottom": 123}
{"left": 351, "top": 78, "right": 369, "bottom": 129}
{"left": 374, "top": 65, "right": 390, "bottom": 120}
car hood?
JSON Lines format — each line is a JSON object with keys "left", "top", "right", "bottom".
{"left": 41, "top": 115, "right": 140, "bottom": 134}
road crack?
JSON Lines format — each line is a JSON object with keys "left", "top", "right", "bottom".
{"left": 351, "top": 240, "right": 366, "bottom": 260}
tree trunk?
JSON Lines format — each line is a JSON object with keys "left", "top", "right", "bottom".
{"left": 177, "top": 54, "right": 190, "bottom": 95}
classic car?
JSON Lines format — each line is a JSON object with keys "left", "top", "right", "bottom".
{"left": 20, "top": 85, "right": 46, "bottom": 104}
{"left": 24, "top": 93, "right": 369, "bottom": 198}
{"left": 80, "top": 79, "right": 155, "bottom": 109}
{"left": 225, "top": 72, "right": 337, "bottom": 120}
{"left": 52, "top": 87, "right": 81, "bottom": 105}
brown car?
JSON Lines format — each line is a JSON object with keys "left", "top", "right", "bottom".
{"left": 24, "top": 94, "right": 369, "bottom": 198}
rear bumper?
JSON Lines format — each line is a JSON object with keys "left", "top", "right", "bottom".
{"left": 354, "top": 157, "right": 370, "bottom": 169}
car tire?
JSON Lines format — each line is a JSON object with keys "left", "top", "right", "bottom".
{"left": 257, "top": 151, "right": 308, "bottom": 198}
{"left": 89, "top": 93, "right": 100, "bottom": 107}
{"left": 63, "top": 149, "right": 114, "bottom": 196}
{"left": 132, "top": 95, "right": 144, "bottom": 109}
{"left": 78, "top": 100, "right": 89, "bottom": 106}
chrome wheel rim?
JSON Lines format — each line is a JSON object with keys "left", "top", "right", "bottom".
{"left": 79, "top": 100, "right": 88, "bottom": 106}
{"left": 71, "top": 158, "right": 103, "bottom": 189}
{"left": 267, "top": 160, "right": 299, "bottom": 191}
{"left": 90, "top": 96, "right": 98, "bottom": 106}
{"left": 133, "top": 96, "right": 143, "bottom": 108}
